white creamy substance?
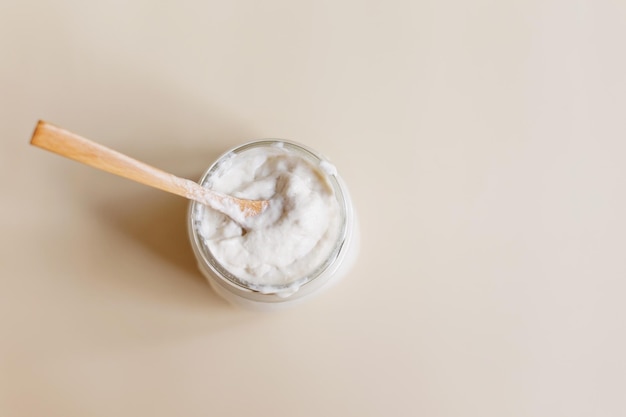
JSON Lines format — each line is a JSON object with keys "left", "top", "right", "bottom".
{"left": 194, "top": 144, "right": 342, "bottom": 293}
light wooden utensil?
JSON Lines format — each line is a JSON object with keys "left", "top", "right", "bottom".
{"left": 30, "top": 120, "right": 269, "bottom": 219}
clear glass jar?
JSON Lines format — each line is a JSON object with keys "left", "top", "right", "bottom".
{"left": 188, "top": 140, "right": 359, "bottom": 311}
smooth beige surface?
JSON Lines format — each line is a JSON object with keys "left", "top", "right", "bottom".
{"left": 1, "top": 1, "right": 625, "bottom": 416}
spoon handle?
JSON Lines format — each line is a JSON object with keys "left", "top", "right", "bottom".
{"left": 30, "top": 120, "right": 214, "bottom": 200}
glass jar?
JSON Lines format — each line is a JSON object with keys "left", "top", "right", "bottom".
{"left": 187, "top": 140, "right": 359, "bottom": 311}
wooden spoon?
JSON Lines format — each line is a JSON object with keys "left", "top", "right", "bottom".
{"left": 30, "top": 120, "right": 269, "bottom": 220}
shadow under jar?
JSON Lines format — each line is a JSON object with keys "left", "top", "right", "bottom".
{"left": 188, "top": 140, "right": 359, "bottom": 311}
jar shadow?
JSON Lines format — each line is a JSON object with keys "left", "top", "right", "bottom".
{"left": 96, "top": 192, "right": 202, "bottom": 278}
{"left": 85, "top": 148, "right": 230, "bottom": 310}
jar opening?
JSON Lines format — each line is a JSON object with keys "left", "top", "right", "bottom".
{"left": 189, "top": 140, "right": 349, "bottom": 296}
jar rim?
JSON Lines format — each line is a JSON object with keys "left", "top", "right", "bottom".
{"left": 188, "top": 139, "right": 349, "bottom": 297}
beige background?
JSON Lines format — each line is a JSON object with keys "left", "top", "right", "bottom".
{"left": 1, "top": 0, "right": 625, "bottom": 416}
